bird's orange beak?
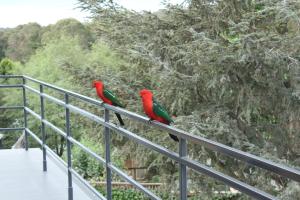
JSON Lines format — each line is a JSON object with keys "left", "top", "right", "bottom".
{"left": 139, "top": 90, "right": 144, "bottom": 98}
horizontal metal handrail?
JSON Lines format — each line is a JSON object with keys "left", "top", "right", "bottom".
{"left": 0, "top": 84, "right": 23, "bottom": 88}
{"left": 101, "top": 104, "right": 300, "bottom": 182}
{"left": 1, "top": 75, "right": 300, "bottom": 200}
{"left": 0, "top": 106, "right": 23, "bottom": 109}
{"left": 24, "top": 75, "right": 105, "bottom": 106}
{"left": 22, "top": 79, "right": 300, "bottom": 183}
{"left": 0, "top": 75, "right": 23, "bottom": 78}
{"left": 0, "top": 127, "right": 25, "bottom": 131}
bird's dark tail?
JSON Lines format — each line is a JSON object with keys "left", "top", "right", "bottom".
{"left": 169, "top": 134, "right": 179, "bottom": 142}
{"left": 115, "top": 113, "right": 125, "bottom": 126}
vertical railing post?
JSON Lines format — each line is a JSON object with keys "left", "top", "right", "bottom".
{"left": 40, "top": 84, "right": 47, "bottom": 171}
{"left": 22, "top": 77, "right": 28, "bottom": 150}
{"left": 104, "top": 108, "right": 112, "bottom": 200}
{"left": 179, "top": 138, "right": 187, "bottom": 200}
{"left": 65, "top": 93, "right": 73, "bottom": 200}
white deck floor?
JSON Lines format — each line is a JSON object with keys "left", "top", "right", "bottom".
{"left": 0, "top": 148, "right": 97, "bottom": 200}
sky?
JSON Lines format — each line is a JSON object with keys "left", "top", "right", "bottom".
{"left": 0, "top": 0, "right": 182, "bottom": 28}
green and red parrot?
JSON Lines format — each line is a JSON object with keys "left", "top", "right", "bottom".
{"left": 93, "top": 80, "right": 125, "bottom": 126}
{"left": 140, "top": 89, "right": 179, "bottom": 142}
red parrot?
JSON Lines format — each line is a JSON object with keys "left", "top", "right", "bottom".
{"left": 93, "top": 81, "right": 125, "bottom": 126}
{"left": 140, "top": 89, "right": 179, "bottom": 142}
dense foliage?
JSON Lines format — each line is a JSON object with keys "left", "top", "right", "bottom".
{"left": 0, "top": 0, "right": 300, "bottom": 199}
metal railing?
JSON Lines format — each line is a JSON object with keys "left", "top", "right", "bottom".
{"left": 0, "top": 75, "right": 300, "bottom": 200}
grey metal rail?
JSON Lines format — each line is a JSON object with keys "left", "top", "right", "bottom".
{"left": 0, "top": 84, "right": 23, "bottom": 88}
{"left": 0, "top": 127, "right": 24, "bottom": 131}
{"left": 1, "top": 75, "right": 300, "bottom": 200}
{"left": 0, "top": 106, "right": 23, "bottom": 109}
{"left": 22, "top": 76, "right": 300, "bottom": 182}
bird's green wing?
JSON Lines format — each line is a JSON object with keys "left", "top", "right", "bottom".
{"left": 103, "top": 89, "right": 124, "bottom": 108}
{"left": 153, "top": 99, "right": 173, "bottom": 123}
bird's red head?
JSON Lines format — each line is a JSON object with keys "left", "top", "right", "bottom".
{"left": 140, "top": 89, "right": 152, "bottom": 98}
{"left": 92, "top": 80, "right": 103, "bottom": 88}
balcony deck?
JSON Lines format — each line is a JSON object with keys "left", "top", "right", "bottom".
{"left": 0, "top": 148, "right": 96, "bottom": 200}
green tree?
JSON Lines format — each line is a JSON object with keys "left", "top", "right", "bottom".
{"left": 78, "top": 0, "right": 300, "bottom": 198}
{"left": 0, "top": 30, "right": 8, "bottom": 60}
{"left": 41, "top": 18, "right": 94, "bottom": 49}
{"left": 0, "top": 58, "right": 14, "bottom": 75}
{"left": 5, "top": 23, "right": 42, "bottom": 63}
